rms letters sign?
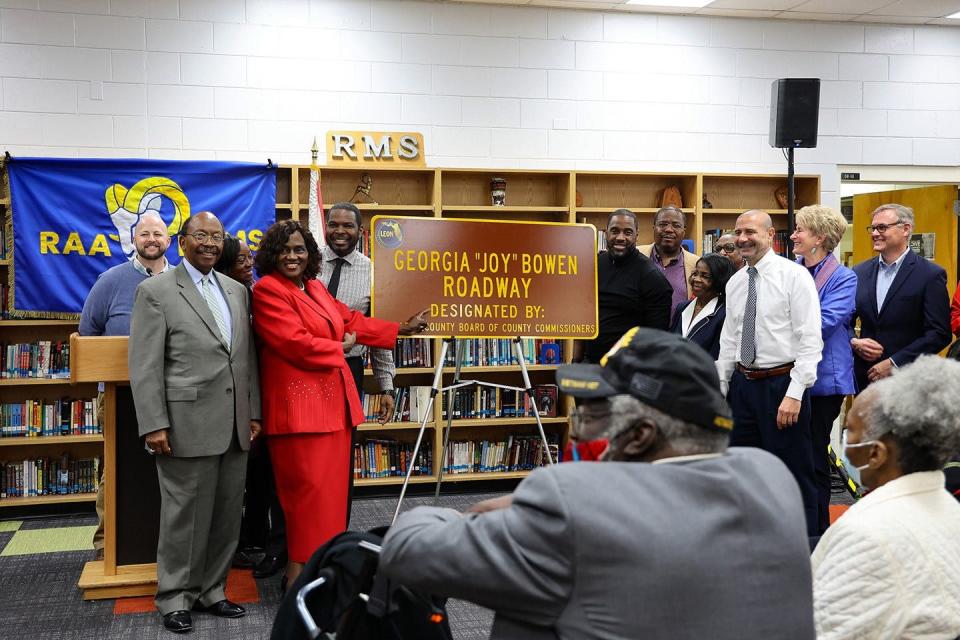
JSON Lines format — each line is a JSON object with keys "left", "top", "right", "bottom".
{"left": 326, "top": 131, "right": 425, "bottom": 167}
{"left": 371, "top": 217, "right": 598, "bottom": 339}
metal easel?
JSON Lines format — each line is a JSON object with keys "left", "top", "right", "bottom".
{"left": 391, "top": 336, "right": 556, "bottom": 524}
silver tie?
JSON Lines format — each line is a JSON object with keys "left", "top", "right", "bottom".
{"left": 740, "top": 266, "right": 758, "bottom": 366}
{"left": 202, "top": 275, "right": 230, "bottom": 348}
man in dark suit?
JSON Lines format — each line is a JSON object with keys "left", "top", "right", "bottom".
{"left": 850, "top": 203, "right": 950, "bottom": 391}
{"left": 129, "top": 211, "right": 261, "bottom": 634}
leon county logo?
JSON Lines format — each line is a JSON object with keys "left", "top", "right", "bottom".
{"left": 106, "top": 177, "right": 190, "bottom": 258}
{"left": 375, "top": 219, "right": 403, "bottom": 249}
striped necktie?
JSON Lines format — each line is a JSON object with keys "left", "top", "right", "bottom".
{"left": 202, "top": 275, "right": 230, "bottom": 348}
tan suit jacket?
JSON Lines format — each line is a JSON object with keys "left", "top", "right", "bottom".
{"left": 638, "top": 244, "right": 700, "bottom": 300}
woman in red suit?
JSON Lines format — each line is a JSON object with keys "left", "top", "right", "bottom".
{"left": 252, "top": 220, "right": 427, "bottom": 585}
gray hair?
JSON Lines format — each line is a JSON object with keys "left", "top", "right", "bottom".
{"left": 865, "top": 356, "right": 960, "bottom": 473}
{"left": 606, "top": 394, "right": 728, "bottom": 456}
{"left": 871, "top": 203, "right": 914, "bottom": 227}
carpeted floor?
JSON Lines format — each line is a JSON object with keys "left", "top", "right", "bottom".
{"left": 0, "top": 493, "right": 499, "bottom": 640}
{"left": 0, "top": 481, "right": 857, "bottom": 639}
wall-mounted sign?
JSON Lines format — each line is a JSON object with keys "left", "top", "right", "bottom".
{"left": 371, "top": 216, "right": 598, "bottom": 339}
{"left": 910, "top": 232, "right": 935, "bottom": 260}
{"left": 325, "top": 131, "right": 425, "bottom": 167}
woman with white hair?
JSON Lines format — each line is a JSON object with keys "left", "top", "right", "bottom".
{"left": 790, "top": 204, "right": 858, "bottom": 534}
{"left": 811, "top": 356, "right": 960, "bottom": 639}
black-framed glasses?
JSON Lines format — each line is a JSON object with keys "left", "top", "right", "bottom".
{"left": 185, "top": 231, "right": 224, "bottom": 244}
{"left": 716, "top": 243, "right": 737, "bottom": 253}
{"left": 866, "top": 222, "right": 904, "bottom": 234}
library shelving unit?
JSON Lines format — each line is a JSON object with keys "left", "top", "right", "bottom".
{"left": 279, "top": 165, "right": 820, "bottom": 488}
{"left": 1, "top": 163, "right": 820, "bottom": 504}
{"left": 0, "top": 169, "right": 100, "bottom": 511}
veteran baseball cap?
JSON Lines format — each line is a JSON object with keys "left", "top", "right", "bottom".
{"left": 556, "top": 327, "right": 733, "bottom": 432}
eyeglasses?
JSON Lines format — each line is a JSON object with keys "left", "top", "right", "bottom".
{"left": 234, "top": 254, "right": 254, "bottom": 266}
{"left": 716, "top": 243, "right": 737, "bottom": 253}
{"left": 655, "top": 221, "right": 684, "bottom": 230}
{"left": 570, "top": 407, "right": 612, "bottom": 435}
{"left": 866, "top": 222, "right": 904, "bottom": 234}
{"left": 185, "top": 231, "right": 224, "bottom": 244}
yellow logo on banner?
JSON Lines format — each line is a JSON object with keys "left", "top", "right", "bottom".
{"left": 105, "top": 177, "right": 191, "bottom": 258}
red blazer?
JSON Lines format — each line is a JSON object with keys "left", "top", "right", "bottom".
{"left": 252, "top": 271, "right": 398, "bottom": 436}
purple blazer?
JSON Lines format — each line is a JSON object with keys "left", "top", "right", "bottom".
{"left": 800, "top": 257, "right": 857, "bottom": 397}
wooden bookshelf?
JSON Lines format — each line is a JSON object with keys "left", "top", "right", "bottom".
{"left": 0, "top": 493, "right": 96, "bottom": 508}
{"left": 0, "top": 434, "right": 103, "bottom": 447}
{"left": 0, "top": 378, "right": 74, "bottom": 386}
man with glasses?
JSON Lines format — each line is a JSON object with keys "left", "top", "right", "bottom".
{"left": 129, "top": 211, "right": 261, "bottom": 634}
{"left": 381, "top": 328, "right": 815, "bottom": 639}
{"left": 639, "top": 205, "right": 700, "bottom": 319}
{"left": 574, "top": 208, "right": 672, "bottom": 365}
{"left": 80, "top": 212, "right": 172, "bottom": 560}
{"left": 850, "top": 203, "right": 950, "bottom": 390}
{"left": 715, "top": 232, "right": 744, "bottom": 270}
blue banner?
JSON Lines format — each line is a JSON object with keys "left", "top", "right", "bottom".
{"left": 9, "top": 158, "right": 276, "bottom": 313}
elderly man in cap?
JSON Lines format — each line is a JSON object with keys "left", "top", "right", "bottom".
{"left": 381, "top": 328, "right": 815, "bottom": 640}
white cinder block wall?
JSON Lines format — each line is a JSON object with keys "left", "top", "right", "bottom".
{"left": 4, "top": 0, "right": 960, "bottom": 209}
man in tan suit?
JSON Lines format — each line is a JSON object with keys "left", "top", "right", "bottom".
{"left": 638, "top": 205, "right": 699, "bottom": 321}
{"left": 129, "top": 211, "right": 261, "bottom": 634}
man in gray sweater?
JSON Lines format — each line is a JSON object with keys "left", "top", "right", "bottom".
{"left": 381, "top": 328, "right": 815, "bottom": 640}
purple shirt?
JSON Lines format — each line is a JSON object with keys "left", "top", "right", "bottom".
{"left": 651, "top": 247, "right": 688, "bottom": 319}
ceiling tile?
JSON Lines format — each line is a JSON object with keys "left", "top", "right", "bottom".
{"left": 853, "top": 13, "right": 935, "bottom": 23}
{"left": 696, "top": 7, "right": 781, "bottom": 17}
{"left": 788, "top": 0, "right": 896, "bottom": 13}
{"left": 777, "top": 11, "right": 859, "bottom": 20}
{"left": 868, "top": 0, "right": 960, "bottom": 17}
{"left": 706, "top": 0, "right": 803, "bottom": 9}
{"left": 532, "top": 0, "right": 623, "bottom": 8}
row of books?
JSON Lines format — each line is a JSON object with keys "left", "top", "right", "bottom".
{"left": 440, "top": 384, "right": 559, "bottom": 420}
{"left": 442, "top": 339, "right": 563, "bottom": 367}
{"left": 0, "top": 283, "right": 9, "bottom": 319}
{"left": 390, "top": 338, "right": 433, "bottom": 368}
{"left": 0, "top": 455, "right": 100, "bottom": 498}
{"left": 442, "top": 434, "right": 562, "bottom": 474}
{"left": 363, "top": 386, "right": 432, "bottom": 423}
{"left": 353, "top": 438, "right": 433, "bottom": 479}
{"left": 1, "top": 398, "right": 100, "bottom": 438}
{"left": 1, "top": 340, "right": 71, "bottom": 379}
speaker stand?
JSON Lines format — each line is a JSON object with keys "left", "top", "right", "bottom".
{"left": 786, "top": 146, "right": 795, "bottom": 260}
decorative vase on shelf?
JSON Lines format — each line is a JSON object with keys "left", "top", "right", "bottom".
{"left": 490, "top": 177, "right": 507, "bottom": 206}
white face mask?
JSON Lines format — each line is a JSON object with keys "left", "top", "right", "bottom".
{"left": 841, "top": 430, "right": 878, "bottom": 489}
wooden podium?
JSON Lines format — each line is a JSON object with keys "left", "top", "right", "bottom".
{"left": 71, "top": 334, "right": 161, "bottom": 600}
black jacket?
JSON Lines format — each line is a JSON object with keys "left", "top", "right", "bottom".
{"left": 670, "top": 297, "right": 726, "bottom": 361}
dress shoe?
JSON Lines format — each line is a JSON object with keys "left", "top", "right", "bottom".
{"left": 162, "top": 610, "right": 193, "bottom": 633}
{"left": 196, "top": 599, "right": 246, "bottom": 618}
{"left": 253, "top": 552, "right": 286, "bottom": 579}
{"left": 232, "top": 548, "right": 259, "bottom": 569}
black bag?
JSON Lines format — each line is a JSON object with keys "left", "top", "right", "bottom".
{"left": 270, "top": 527, "right": 453, "bottom": 640}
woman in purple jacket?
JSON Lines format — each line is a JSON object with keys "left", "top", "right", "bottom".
{"left": 791, "top": 204, "right": 858, "bottom": 534}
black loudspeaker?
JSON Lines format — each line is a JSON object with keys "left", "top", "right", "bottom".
{"left": 769, "top": 78, "right": 820, "bottom": 148}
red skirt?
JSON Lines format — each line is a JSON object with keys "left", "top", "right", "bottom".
{"left": 267, "top": 429, "right": 352, "bottom": 563}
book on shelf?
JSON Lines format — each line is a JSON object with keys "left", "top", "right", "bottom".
{"left": 385, "top": 338, "right": 433, "bottom": 368}
{"left": 441, "top": 338, "right": 562, "bottom": 367}
{"left": 442, "top": 434, "right": 562, "bottom": 474}
{"left": 362, "top": 386, "right": 432, "bottom": 423}
{"left": 0, "top": 283, "right": 8, "bottom": 319}
{"left": 1, "top": 398, "right": 101, "bottom": 438}
{"left": 0, "top": 454, "right": 100, "bottom": 498}
{"left": 1, "top": 340, "right": 71, "bottom": 379}
{"left": 534, "top": 384, "right": 558, "bottom": 418}
{"left": 353, "top": 437, "right": 432, "bottom": 479}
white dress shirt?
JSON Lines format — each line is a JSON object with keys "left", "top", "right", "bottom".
{"left": 680, "top": 296, "right": 719, "bottom": 338}
{"left": 716, "top": 249, "right": 823, "bottom": 400}
{"left": 182, "top": 258, "right": 232, "bottom": 344}
{"left": 876, "top": 246, "right": 909, "bottom": 311}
